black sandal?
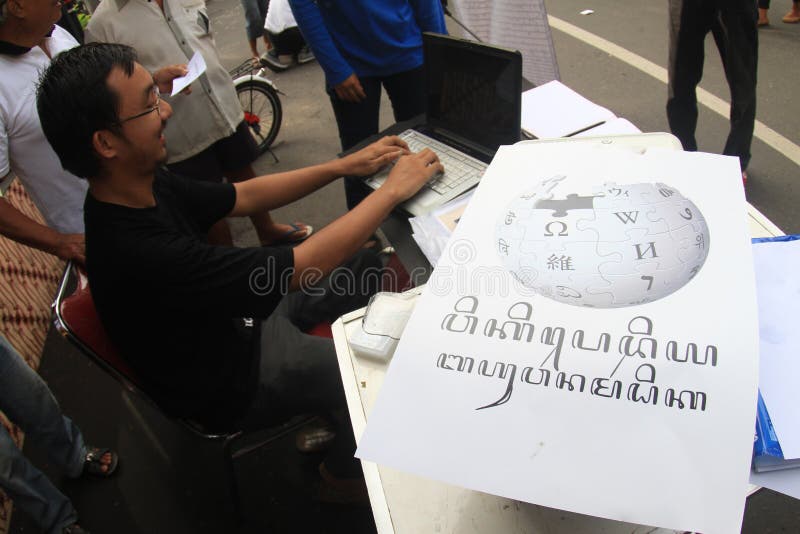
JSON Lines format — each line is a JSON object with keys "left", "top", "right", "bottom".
{"left": 83, "top": 446, "right": 119, "bottom": 477}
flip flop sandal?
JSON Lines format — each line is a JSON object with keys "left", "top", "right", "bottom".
{"left": 83, "top": 446, "right": 119, "bottom": 477}
{"left": 267, "top": 223, "right": 314, "bottom": 245}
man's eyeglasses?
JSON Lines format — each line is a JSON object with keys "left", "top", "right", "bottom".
{"left": 118, "top": 86, "right": 161, "bottom": 123}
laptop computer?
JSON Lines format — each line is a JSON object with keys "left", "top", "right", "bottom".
{"left": 364, "top": 32, "right": 522, "bottom": 216}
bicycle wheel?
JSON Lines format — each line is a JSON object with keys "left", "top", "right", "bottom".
{"left": 235, "top": 79, "right": 282, "bottom": 154}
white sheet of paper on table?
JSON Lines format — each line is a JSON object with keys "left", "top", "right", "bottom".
{"left": 170, "top": 52, "right": 206, "bottom": 96}
{"left": 521, "top": 80, "right": 617, "bottom": 138}
{"left": 357, "top": 144, "right": 759, "bottom": 534}
{"left": 752, "top": 238, "right": 800, "bottom": 459}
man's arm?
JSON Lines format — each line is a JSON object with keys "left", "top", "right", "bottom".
{"left": 230, "top": 136, "right": 409, "bottom": 215}
{"left": 288, "top": 0, "right": 359, "bottom": 89}
{"left": 289, "top": 149, "right": 442, "bottom": 291}
{"left": 0, "top": 193, "right": 85, "bottom": 264}
{"left": 410, "top": 0, "right": 448, "bottom": 34}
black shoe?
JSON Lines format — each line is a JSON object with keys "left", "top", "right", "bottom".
{"left": 296, "top": 46, "right": 316, "bottom": 64}
{"left": 260, "top": 49, "right": 290, "bottom": 72}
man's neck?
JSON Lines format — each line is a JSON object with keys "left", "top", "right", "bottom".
{"left": 89, "top": 169, "right": 158, "bottom": 208}
{"left": 0, "top": 24, "right": 48, "bottom": 51}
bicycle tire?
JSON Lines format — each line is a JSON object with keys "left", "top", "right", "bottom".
{"left": 235, "top": 79, "right": 282, "bottom": 153}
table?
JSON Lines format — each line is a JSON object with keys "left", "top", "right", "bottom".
{"left": 332, "top": 205, "right": 781, "bottom": 534}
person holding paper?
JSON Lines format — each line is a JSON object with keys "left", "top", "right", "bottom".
{"left": 667, "top": 0, "right": 758, "bottom": 182}
{"left": 86, "top": 0, "right": 313, "bottom": 246}
{"left": 0, "top": 0, "right": 187, "bottom": 264}
{"left": 289, "top": 0, "right": 447, "bottom": 209}
{"left": 37, "top": 42, "right": 443, "bottom": 498}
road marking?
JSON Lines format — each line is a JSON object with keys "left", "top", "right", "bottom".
{"left": 548, "top": 15, "right": 800, "bottom": 167}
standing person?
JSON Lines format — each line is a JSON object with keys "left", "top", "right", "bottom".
{"left": 0, "top": 335, "right": 118, "bottom": 534}
{"left": 86, "top": 0, "right": 312, "bottom": 246}
{"left": 239, "top": 0, "right": 272, "bottom": 61}
{"left": 667, "top": 0, "right": 758, "bottom": 183}
{"left": 0, "top": 0, "right": 189, "bottom": 261}
{"left": 0, "top": 0, "right": 87, "bottom": 259}
{"left": 289, "top": 0, "right": 447, "bottom": 209}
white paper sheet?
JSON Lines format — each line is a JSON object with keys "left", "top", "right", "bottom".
{"left": 449, "top": 0, "right": 559, "bottom": 86}
{"left": 357, "top": 144, "right": 758, "bottom": 534}
{"left": 170, "top": 52, "right": 206, "bottom": 96}
{"left": 752, "top": 239, "right": 800, "bottom": 459}
{"left": 521, "top": 80, "right": 617, "bottom": 138}
{"left": 409, "top": 192, "right": 474, "bottom": 266}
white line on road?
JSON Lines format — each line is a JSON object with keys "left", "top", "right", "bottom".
{"left": 548, "top": 15, "right": 800, "bottom": 168}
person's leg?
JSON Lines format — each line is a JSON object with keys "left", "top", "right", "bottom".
{"left": 239, "top": 0, "right": 267, "bottom": 59}
{"left": 0, "top": 424, "right": 78, "bottom": 534}
{"left": 270, "top": 27, "right": 307, "bottom": 58}
{"left": 0, "top": 336, "right": 82, "bottom": 533}
{"left": 258, "top": 0, "right": 272, "bottom": 52}
{"left": 667, "top": 0, "right": 715, "bottom": 153}
{"left": 382, "top": 66, "right": 426, "bottom": 123}
{"left": 783, "top": 0, "right": 800, "bottom": 23}
{"left": 328, "top": 76, "right": 382, "bottom": 209}
{"left": 714, "top": 0, "right": 758, "bottom": 171}
{"left": 239, "top": 250, "right": 382, "bottom": 476}
{"left": 757, "top": 0, "right": 770, "bottom": 26}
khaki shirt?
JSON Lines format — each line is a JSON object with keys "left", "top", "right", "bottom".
{"left": 87, "top": 0, "right": 243, "bottom": 163}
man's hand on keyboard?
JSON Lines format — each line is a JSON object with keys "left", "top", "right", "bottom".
{"left": 382, "top": 148, "right": 445, "bottom": 202}
{"left": 341, "top": 136, "right": 410, "bottom": 176}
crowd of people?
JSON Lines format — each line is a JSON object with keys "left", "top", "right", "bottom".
{"left": 0, "top": 0, "right": 775, "bottom": 531}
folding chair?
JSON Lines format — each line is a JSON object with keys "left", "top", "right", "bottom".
{"left": 51, "top": 261, "right": 312, "bottom": 521}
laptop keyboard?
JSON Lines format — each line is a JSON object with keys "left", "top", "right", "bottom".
{"left": 395, "top": 130, "right": 487, "bottom": 195}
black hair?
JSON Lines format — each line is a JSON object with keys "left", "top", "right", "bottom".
{"left": 37, "top": 42, "right": 138, "bottom": 179}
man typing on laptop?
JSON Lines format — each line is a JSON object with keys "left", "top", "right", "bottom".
{"left": 36, "top": 42, "right": 443, "bottom": 494}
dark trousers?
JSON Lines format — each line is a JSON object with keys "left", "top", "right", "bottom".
{"left": 328, "top": 66, "right": 426, "bottom": 209}
{"left": 667, "top": 0, "right": 758, "bottom": 170}
{"left": 240, "top": 249, "right": 381, "bottom": 476}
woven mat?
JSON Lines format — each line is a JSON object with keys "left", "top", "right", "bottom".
{"left": 0, "top": 180, "right": 64, "bottom": 532}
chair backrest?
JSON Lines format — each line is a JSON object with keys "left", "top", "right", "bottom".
{"left": 52, "top": 262, "right": 242, "bottom": 440}
{"left": 52, "top": 261, "right": 144, "bottom": 392}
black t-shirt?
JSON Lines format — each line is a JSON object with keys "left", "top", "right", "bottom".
{"left": 84, "top": 169, "right": 294, "bottom": 429}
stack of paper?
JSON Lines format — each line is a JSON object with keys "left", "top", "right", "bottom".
{"left": 521, "top": 80, "right": 616, "bottom": 138}
{"left": 409, "top": 192, "right": 473, "bottom": 266}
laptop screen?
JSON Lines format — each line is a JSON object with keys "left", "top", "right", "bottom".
{"left": 423, "top": 33, "right": 522, "bottom": 154}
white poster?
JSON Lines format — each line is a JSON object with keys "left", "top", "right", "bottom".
{"left": 357, "top": 144, "right": 759, "bottom": 534}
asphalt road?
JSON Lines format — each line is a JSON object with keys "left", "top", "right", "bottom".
{"left": 544, "top": 0, "right": 800, "bottom": 233}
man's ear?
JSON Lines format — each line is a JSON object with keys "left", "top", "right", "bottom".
{"left": 5, "top": 0, "right": 26, "bottom": 18}
{"left": 92, "top": 129, "right": 118, "bottom": 160}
